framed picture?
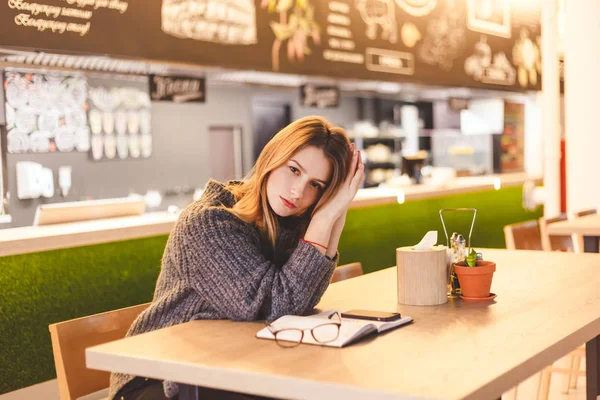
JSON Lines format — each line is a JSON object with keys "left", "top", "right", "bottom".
{"left": 467, "top": 0, "right": 511, "bottom": 38}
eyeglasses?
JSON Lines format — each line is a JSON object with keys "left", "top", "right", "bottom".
{"left": 264, "top": 311, "right": 342, "bottom": 348}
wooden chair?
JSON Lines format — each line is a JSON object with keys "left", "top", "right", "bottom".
{"left": 49, "top": 303, "right": 150, "bottom": 400}
{"left": 564, "top": 346, "right": 586, "bottom": 392}
{"left": 331, "top": 262, "right": 363, "bottom": 283}
{"left": 572, "top": 208, "right": 597, "bottom": 253}
{"left": 536, "top": 346, "right": 586, "bottom": 399}
{"left": 539, "top": 214, "right": 573, "bottom": 252}
{"left": 536, "top": 212, "right": 592, "bottom": 399}
{"left": 508, "top": 214, "right": 591, "bottom": 399}
{"left": 550, "top": 209, "right": 597, "bottom": 395}
{"left": 503, "top": 220, "right": 543, "bottom": 250}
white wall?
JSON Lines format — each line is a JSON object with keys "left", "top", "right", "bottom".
{"left": 458, "top": 95, "right": 543, "bottom": 176}
{"left": 564, "top": 0, "right": 600, "bottom": 212}
{"left": 523, "top": 93, "right": 543, "bottom": 177}
{"left": 460, "top": 98, "right": 504, "bottom": 135}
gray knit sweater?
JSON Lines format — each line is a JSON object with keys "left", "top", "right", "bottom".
{"left": 109, "top": 179, "right": 338, "bottom": 399}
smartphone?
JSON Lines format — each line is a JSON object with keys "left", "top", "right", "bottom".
{"left": 341, "top": 309, "right": 402, "bottom": 322}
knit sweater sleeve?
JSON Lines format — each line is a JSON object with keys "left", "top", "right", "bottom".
{"left": 174, "top": 206, "right": 336, "bottom": 321}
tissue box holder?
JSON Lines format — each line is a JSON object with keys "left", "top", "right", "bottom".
{"left": 396, "top": 246, "right": 448, "bottom": 306}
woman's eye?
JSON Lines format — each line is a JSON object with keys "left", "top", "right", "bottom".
{"left": 311, "top": 182, "right": 323, "bottom": 190}
{"left": 289, "top": 166, "right": 299, "bottom": 174}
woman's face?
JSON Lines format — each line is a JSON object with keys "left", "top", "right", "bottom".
{"left": 266, "top": 145, "right": 332, "bottom": 218}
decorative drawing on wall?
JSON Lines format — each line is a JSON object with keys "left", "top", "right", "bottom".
{"left": 356, "top": 0, "right": 397, "bottom": 44}
{"left": 400, "top": 22, "right": 421, "bottom": 48}
{"left": 161, "top": 0, "right": 257, "bottom": 44}
{"left": 512, "top": 28, "right": 541, "bottom": 88}
{"left": 261, "top": 0, "right": 321, "bottom": 72}
{"left": 395, "top": 0, "right": 437, "bottom": 17}
{"left": 466, "top": 0, "right": 511, "bottom": 38}
{"left": 464, "top": 36, "right": 515, "bottom": 85}
{"left": 3, "top": 72, "right": 89, "bottom": 154}
{"left": 418, "top": 0, "right": 465, "bottom": 70}
{"left": 87, "top": 85, "right": 152, "bottom": 161}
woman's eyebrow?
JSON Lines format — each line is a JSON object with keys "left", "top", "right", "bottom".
{"left": 290, "top": 159, "right": 328, "bottom": 185}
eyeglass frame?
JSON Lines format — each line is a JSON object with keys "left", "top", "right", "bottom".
{"left": 264, "top": 311, "right": 342, "bottom": 348}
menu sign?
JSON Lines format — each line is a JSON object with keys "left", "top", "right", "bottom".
{"left": 0, "top": 0, "right": 542, "bottom": 92}
{"left": 149, "top": 75, "right": 205, "bottom": 103}
{"left": 299, "top": 84, "right": 339, "bottom": 108}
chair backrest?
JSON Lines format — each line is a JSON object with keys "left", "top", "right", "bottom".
{"left": 574, "top": 208, "right": 597, "bottom": 218}
{"left": 331, "top": 262, "right": 363, "bottom": 283}
{"left": 539, "top": 214, "right": 573, "bottom": 252}
{"left": 572, "top": 208, "right": 597, "bottom": 253}
{"left": 49, "top": 303, "right": 150, "bottom": 400}
{"left": 503, "top": 220, "right": 543, "bottom": 250}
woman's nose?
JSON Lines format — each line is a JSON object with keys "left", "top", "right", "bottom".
{"left": 290, "top": 182, "right": 304, "bottom": 200}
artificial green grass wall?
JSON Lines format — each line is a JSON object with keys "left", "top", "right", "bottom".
{"left": 338, "top": 186, "right": 543, "bottom": 274}
{"left": 0, "top": 235, "right": 168, "bottom": 394}
{"left": 0, "top": 185, "right": 541, "bottom": 394}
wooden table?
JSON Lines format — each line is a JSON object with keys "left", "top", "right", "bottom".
{"left": 86, "top": 249, "right": 600, "bottom": 400}
{"left": 547, "top": 214, "right": 600, "bottom": 253}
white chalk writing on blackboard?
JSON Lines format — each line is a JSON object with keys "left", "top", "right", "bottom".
{"left": 8, "top": 0, "right": 129, "bottom": 37}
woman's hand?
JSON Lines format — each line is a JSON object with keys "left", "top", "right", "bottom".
{"left": 304, "top": 144, "right": 361, "bottom": 258}
{"left": 315, "top": 143, "right": 364, "bottom": 222}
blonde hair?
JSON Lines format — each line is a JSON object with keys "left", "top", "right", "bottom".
{"left": 227, "top": 116, "right": 351, "bottom": 247}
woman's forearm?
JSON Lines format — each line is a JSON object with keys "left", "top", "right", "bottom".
{"left": 303, "top": 211, "right": 345, "bottom": 259}
{"left": 326, "top": 211, "right": 346, "bottom": 259}
{"left": 303, "top": 213, "right": 336, "bottom": 256}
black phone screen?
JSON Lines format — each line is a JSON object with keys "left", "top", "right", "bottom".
{"left": 341, "top": 309, "right": 401, "bottom": 322}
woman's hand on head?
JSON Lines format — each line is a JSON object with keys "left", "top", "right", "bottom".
{"left": 315, "top": 143, "right": 364, "bottom": 222}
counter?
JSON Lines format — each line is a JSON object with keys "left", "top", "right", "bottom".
{"left": 0, "top": 172, "right": 539, "bottom": 257}
{"left": 0, "top": 211, "right": 178, "bottom": 257}
{"left": 351, "top": 172, "right": 540, "bottom": 208}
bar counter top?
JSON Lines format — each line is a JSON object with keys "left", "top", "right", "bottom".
{"left": 350, "top": 171, "right": 540, "bottom": 208}
{"left": 1, "top": 172, "right": 539, "bottom": 257}
{"left": 0, "top": 211, "right": 178, "bottom": 257}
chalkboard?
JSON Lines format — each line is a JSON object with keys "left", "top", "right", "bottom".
{"left": 0, "top": 0, "right": 542, "bottom": 91}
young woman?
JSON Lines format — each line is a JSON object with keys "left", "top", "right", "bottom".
{"left": 110, "top": 116, "right": 364, "bottom": 400}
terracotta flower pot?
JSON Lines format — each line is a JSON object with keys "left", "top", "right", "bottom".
{"left": 454, "top": 260, "right": 496, "bottom": 298}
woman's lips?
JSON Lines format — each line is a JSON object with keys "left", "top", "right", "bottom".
{"left": 280, "top": 196, "right": 296, "bottom": 209}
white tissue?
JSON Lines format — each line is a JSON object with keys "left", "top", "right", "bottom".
{"left": 412, "top": 231, "right": 438, "bottom": 250}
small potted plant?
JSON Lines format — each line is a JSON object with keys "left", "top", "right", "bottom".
{"left": 454, "top": 249, "right": 496, "bottom": 302}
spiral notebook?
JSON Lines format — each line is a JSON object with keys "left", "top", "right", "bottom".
{"left": 256, "top": 309, "right": 413, "bottom": 348}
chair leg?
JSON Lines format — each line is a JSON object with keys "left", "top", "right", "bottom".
{"left": 511, "top": 384, "right": 519, "bottom": 400}
{"left": 536, "top": 367, "right": 552, "bottom": 400}
{"left": 504, "top": 385, "right": 519, "bottom": 400}
{"left": 563, "top": 355, "right": 575, "bottom": 394}
{"left": 570, "top": 354, "right": 583, "bottom": 389}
